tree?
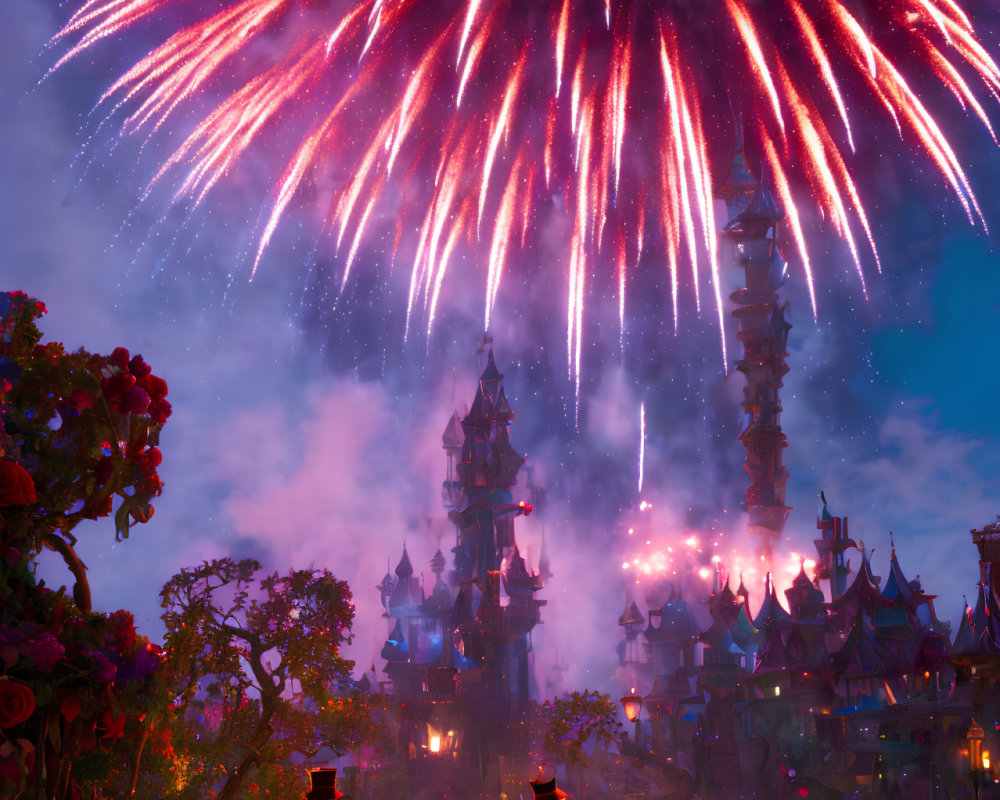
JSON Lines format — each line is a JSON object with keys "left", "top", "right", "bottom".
{"left": 159, "top": 558, "right": 368, "bottom": 800}
{"left": 537, "top": 690, "right": 623, "bottom": 767}
{"left": 0, "top": 291, "right": 171, "bottom": 611}
{"left": 0, "top": 293, "right": 171, "bottom": 799}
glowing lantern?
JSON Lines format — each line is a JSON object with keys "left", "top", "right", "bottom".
{"left": 430, "top": 735, "right": 441, "bottom": 753}
{"left": 621, "top": 694, "right": 642, "bottom": 722}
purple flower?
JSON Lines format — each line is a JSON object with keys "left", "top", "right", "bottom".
{"left": 120, "top": 647, "right": 159, "bottom": 682}
{"left": 90, "top": 651, "right": 117, "bottom": 683}
{"left": 28, "top": 631, "right": 65, "bottom": 674}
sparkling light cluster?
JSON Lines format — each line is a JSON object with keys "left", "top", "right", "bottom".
{"left": 621, "top": 506, "right": 819, "bottom": 613}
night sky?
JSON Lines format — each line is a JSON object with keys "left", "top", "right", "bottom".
{"left": 2, "top": 0, "right": 999, "bottom": 696}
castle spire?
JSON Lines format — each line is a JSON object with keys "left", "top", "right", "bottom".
{"left": 720, "top": 163, "right": 792, "bottom": 555}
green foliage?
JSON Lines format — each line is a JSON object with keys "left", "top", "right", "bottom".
{"left": 537, "top": 690, "right": 623, "bottom": 768}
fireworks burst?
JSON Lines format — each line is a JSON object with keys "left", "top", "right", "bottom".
{"left": 621, "top": 520, "right": 818, "bottom": 613}
{"left": 51, "top": 0, "right": 999, "bottom": 393}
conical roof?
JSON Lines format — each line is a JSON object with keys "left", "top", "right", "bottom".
{"left": 832, "top": 612, "right": 894, "bottom": 680}
{"left": 828, "top": 552, "right": 883, "bottom": 626}
{"left": 882, "top": 541, "right": 937, "bottom": 620}
{"left": 442, "top": 411, "right": 464, "bottom": 449}
{"left": 395, "top": 546, "right": 414, "bottom": 578}
{"left": 784, "top": 565, "right": 825, "bottom": 623}
{"left": 753, "top": 573, "right": 793, "bottom": 632}
{"left": 724, "top": 181, "right": 783, "bottom": 238}
{"left": 480, "top": 347, "right": 502, "bottom": 382}
{"left": 752, "top": 625, "right": 792, "bottom": 675}
{"left": 619, "top": 599, "right": 645, "bottom": 628}
{"left": 495, "top": 387, "right": 513, "bottom": 422}
{"left": 953, "top": 600, "right": 978, "bottom": 654}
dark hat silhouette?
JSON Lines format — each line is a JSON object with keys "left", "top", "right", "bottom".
{"left": 530, "top": 776, "right": 568, "bottom": 799}
{"left": 304, "top": 768, "right": 345, "bottom": 800}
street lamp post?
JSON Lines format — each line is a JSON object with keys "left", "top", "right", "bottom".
{"left": 968, "top": 719, "right": 985, "bottom": 800}
{"left": 621, "top": 692, "right": 644, "bottom": 756}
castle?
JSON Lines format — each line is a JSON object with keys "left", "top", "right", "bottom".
{"left": 373, "top": 348, "right": 545, "bottom": 795}
{"left": 615, "top": 499, "right": 1000, "bottom": 798}
{"left": 608, "top": 147, "right": 1000, "bottom": 799}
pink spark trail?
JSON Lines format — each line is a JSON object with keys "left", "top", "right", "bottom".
{"left": 51, "top": 0, "right": 1000, "bottom": 387}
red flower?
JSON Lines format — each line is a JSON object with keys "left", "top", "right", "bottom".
{"left": 101, "top": 372, "right": 137, "bottom": 413}
{"left": 69, "top": 388, "right": 94, "bottom": 411}
{"left": 59, "top": 695, "right": 82, "bottom": 724}
{"left": 0, "top": 681, "right": 36, "bottom": 728}
{"left": 109, "top": 610, "right": 137, "bottom": 653}
{"left": 0, "top": 461, "right": 36, "bottom": 507}
{"left": 108, "top": 348, "right": 130, "bottom": 370}
{"left": 149, "top": 398, "right": 172, "bottom": 425}
{"left": 93, "top": 456, "right": 114, "bottom": 485}
{"left": 142, "top": 447, "right": 162, "bottom": 468}
{"left": 97, "top": 709, "right": 126, "bottom": 742}
{"left": 139, "top": 374, "right": 167, "bottom": 400}
{"left": 121, "top": 386, "right": 151, "bottom": 415}
{"left": 128, "top": 355, "right": 151, "bottom": 379}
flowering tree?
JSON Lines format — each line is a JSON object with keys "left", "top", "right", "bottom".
{"left": 0, "top": 292, "right": 172, "bottom": 798}
{"left": 0, "top": 291, "right": 171, "bottom": 612}
{"left": 0, "top": 547, "right": 165, "bottom": 799}
{"left": 159, "top": 558, "right": 372, "bottom": 800}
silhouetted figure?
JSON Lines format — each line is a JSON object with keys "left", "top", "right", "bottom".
{"left": 304, "top": 768, "right": 344, "bottom": 800}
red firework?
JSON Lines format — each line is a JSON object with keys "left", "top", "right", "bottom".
{"left": 51, "top": 0, "right": 999, "bottom": 385}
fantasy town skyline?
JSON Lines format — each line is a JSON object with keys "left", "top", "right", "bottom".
{"left": 1, "top": 0, "right": 999, "bottom": 703}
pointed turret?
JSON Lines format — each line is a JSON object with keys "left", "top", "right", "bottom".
{"left": 377, "top": 561, "right": 397, "bottom": 616}
{"left": 827, "top": 550, "right": 884, "bottom": 636}
{"left": 752, "top": 572, "right": 793, "bottom": 638}
{"left": 971, "top": 516, "right": 1000, "bottom": 598}
{"left": 644, "top": 591, "right": 699, "bottom": 676}
{"left": 882, "top": 536, "right": 938, "bottom": 627}
{"left": 387, "top": 545, "right": 421, "bottom": 615}
{"left": 953, "top": 599, "right": 978, "bottom": 654}
{"left": 701, "top": 579, "right": 757, "bottom": 666}
{"left": 814, "top": 492, "right": 856, "bottom": 600}
{"left": 784, "top": 565, "right": 825, "bottom": 625}
{"left": 619, "top": 599, "right": 646, "bottom": 628}
{"left": 831, "top": 611, "right": 895, "bottom": 684}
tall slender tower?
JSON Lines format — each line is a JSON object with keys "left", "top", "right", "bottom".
{"left": 718, "top": 154, "right": 792, "bottom": 554}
